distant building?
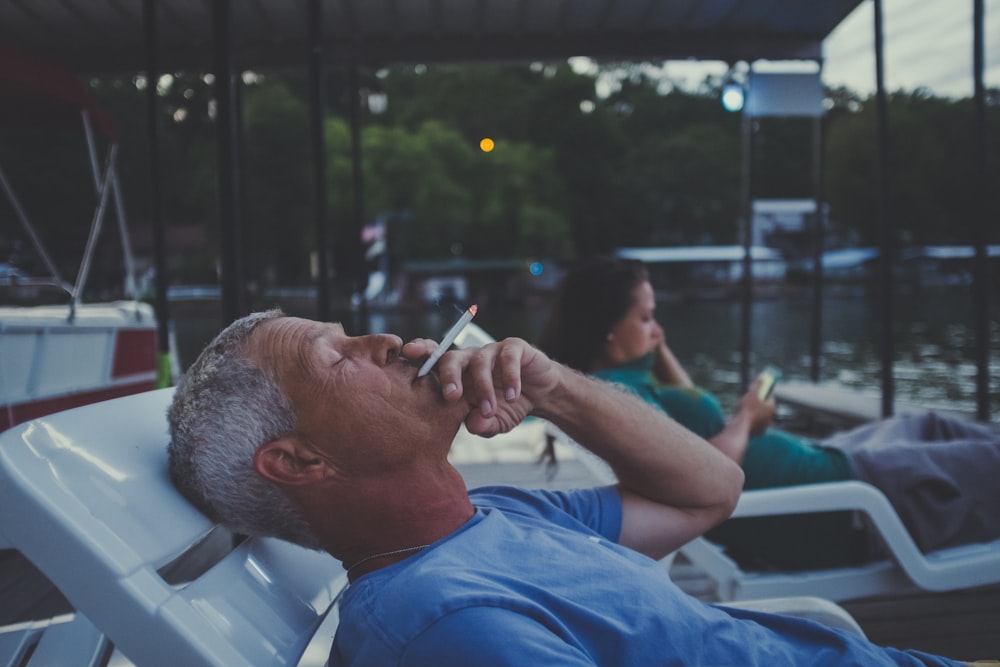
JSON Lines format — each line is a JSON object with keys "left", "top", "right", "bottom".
{"left": 752, "top": 199, "right": 828, "bottom": 257}
{"left": 791, "top": 245, "right": 1000, "bottom": 287}
{"left": 617, "top": 246, "right": 787, "bottom": 285}
{"left": 901, "top": 245, "right": 1000, "bottom": 287}
{"left": 398, "top": 258, "right": 562, "bottom": 308}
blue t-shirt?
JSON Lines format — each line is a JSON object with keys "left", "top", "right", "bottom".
{"left": 330, "top": 486, "right": 960, "bottom": 667}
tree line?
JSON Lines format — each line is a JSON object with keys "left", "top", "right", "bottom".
{"left": 1, "top": 62, "right": 997, "bottom": 294}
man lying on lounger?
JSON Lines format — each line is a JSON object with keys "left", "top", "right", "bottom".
{"left": 167, "top": 310, "right": 976, "bottom": 666}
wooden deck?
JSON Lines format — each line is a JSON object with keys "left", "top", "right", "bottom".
{"left": 841, "top": 584, "right": 1000, "bottom": 661}
{"left": 450, "top": 418, "right": 603, "bottom": 491}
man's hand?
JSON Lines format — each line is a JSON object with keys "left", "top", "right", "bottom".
{"left": 737, "top": 376, "right": 777, "bottom": 437}
{"left": 403, "top": 337, "right": 562, "bottom": 437}
{"left": 406, "top": 336, "right": 743, "bottom": 559}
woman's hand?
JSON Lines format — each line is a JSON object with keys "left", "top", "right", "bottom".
{"left": 707, "top": 375, "right": 776, "bottom": 464}
{"left": 651, "top": 341, "right": 694, "bottom": 388}
{"left": 736, "top": 375, "right": 777, "bottom": 437}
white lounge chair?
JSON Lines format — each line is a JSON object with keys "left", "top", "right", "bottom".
{"left": 0, "top": 383, "right": 869, "bottom": 667}
{"left": 0, "top": 613, "right": 110, "bottom": 667}
{"left": 556, "top": 425, "right": 1000, "bottom": 603}
{"left": 0, "top": 388, "right": 346, "bottom": 667}
{"left": 678, "top": 481, "right": 1000, "bottom": 603}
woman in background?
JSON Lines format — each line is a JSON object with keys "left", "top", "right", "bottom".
{"left": 539, "top": 255, "right": 1000, "bottom": 571}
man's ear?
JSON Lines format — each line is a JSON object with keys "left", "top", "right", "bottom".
{"left": 253, "top": 438, "right": 332, "bottom": 486}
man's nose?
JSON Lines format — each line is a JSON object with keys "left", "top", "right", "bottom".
{"left": 364, "top": 333, "right": 403, "bottom": 365}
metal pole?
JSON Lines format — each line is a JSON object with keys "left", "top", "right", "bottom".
{"left": 739, "top": 106, "right": 753, "bottom": 390}
{"left": 809, "top": 114, "right": 826, "bottom": 382}
{"left": 234, "top": 71, "right": 251, "bottom": 311}
{"left": 72, "top": 145, "right": 118, "bottom": 316}
{"left": 971, "top": 0, "right": 990, "bottom": 421}
{"left": 873, "top": 0, "right": 895, "bottom": 417}
{"left": 348, "top": 65, "right": 369, "bottom": 333}
{"left": 81, "top": 110, "right": 139, "bottom": 301}
{"left": 144, "top": 0, "right": 174, "bottom": 384}
{"left": 308, "top": 0, "right": 331, "bottom": 322}
{"left": 212, "top": 0, "right": 245, "bottom": 324}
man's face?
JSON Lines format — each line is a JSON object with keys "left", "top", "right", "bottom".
{"left": 248, "top": 317, "right": 466, "bottom": 473}
{"left": 602, "top": 280, "right": 665, "bottom": 367}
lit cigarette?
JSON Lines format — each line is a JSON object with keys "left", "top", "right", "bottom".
{"left": 417, "top": 305, "right": 478, "bottom": 377}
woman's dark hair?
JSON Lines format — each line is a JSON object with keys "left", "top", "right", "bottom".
{"left": 538, "top": 256, "right": 649, "bottom": 372}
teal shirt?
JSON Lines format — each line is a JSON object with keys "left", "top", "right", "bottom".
{"left": 594, "top": 355, "right": 861, "bottom": 571}
{"left": 593, "top": 356, "right": 727, "bottom": 440}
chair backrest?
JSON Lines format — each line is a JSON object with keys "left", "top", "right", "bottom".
{"left": 0, "top": 613, "right": 110, "bottom": 667}
{"left": 0, "top": 388, "right": 346, "bottom": 667}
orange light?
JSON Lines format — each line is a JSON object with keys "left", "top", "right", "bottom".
{"left": 479, "top": 137, "right": 495, "bottom": 153}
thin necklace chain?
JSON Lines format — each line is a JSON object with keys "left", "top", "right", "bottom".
{"left": 346, "top": 544, "right": 430, "bottom": 576}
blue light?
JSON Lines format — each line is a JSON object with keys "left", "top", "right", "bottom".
{"left": 722, "top": 83, "right": 745, "bottom": 113}
{"left": 529, "top": 262, "right": 543, "bottom": 276}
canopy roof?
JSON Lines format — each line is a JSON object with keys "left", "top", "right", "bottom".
{"left": 0, "top": 44, "right": 118, "bottom": 139}
{"left": 0, "top": 0, "right": 864, "bottom": 75}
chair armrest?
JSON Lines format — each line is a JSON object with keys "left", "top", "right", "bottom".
{"left": 731, "top": 481, "right": 1000, "bottom": 591}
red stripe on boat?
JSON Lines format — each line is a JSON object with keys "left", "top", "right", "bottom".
{"left": 111, "top": 328, "right": 157, "bottom": 378}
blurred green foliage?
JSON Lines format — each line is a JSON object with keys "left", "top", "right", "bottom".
{"left": 1, "top": 62, "right": 997, "bottom": 293}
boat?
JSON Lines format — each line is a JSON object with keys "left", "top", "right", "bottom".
{"left": 0, "top": 301, "right": 157, "bottom": 431}
{"left": 0, "top": 44, "right": 163, "bottom": 431}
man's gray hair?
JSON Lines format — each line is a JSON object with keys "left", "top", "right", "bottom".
{"left": 167, "top": 309, "right": 320, "bottom": 549}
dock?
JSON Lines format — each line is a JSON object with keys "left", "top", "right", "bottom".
{"left": 449, "top": 418, "right": 600, "bottom": 490}
{"left": 772, "top": 380, "right": 978, "bottom": 435}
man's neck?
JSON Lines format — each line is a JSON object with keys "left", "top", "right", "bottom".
{"left": 306, "top": 460, "right": 475, "bottom": 577}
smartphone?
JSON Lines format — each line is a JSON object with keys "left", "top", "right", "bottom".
{"left": 757, "top": 365, "right": 782, "bottom": 400}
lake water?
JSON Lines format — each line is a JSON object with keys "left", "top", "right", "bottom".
{"left": 171, "top": 287, "right": 999, "bottom": 418}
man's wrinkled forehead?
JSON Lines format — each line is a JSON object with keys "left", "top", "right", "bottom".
{"left": 248, "top": 316, "right": 351, "bottom": 365}
{"left": 252, "top": 315, "right": 345, "bottom": 340}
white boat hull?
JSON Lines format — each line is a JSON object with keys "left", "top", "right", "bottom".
{"left": 0, "top": 301, "right": 158, "bottom": 431}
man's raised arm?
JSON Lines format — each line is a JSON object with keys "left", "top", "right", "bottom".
{"left": 422, "top": 337, "right": 744, "bottom": 560}
{"left": 533, "top": 363, "right": 743, "bottom": 558}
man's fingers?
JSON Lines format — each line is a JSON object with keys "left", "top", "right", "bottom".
{"left": 432, "top": 339, "right": 530, "bottom": 414}
{"left": 401, "top": 338, "right": 439, "bottom": 361}
{"left": 496, "top": 343, "right": 522, "bottom": 402}
{"left": 434, "top": 351, "right": 466, "bottom": 400}
{"left": 463, "top": 348, "right": 499, "bottom": 417}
